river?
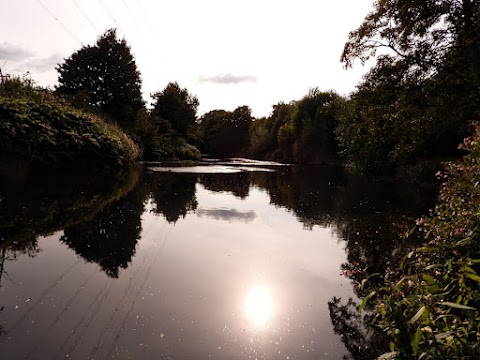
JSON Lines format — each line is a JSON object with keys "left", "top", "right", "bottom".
{"left": 0, "top": 160, "right": 435, "bottom": 359}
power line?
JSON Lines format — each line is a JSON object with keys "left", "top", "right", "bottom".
{"left": 97, "top": 0, "right": 121, "bottom": 29}
{"left": 71, "top": 0, "right": 99, "bottom": 34}
{"left": 36, "top": 0, "right": 82, "bottom": 45}
{"left": 132, "top": 0, "right": 156, "bottom": 39}
{"left": 120, "top": 0, "right": 142, "bottom": 32}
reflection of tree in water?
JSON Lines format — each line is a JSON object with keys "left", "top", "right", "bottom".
{"left": 0, "top": 168, "right": 140, "bottom": 246}
{"left": 146, "top": 171, "right": 198, "bottom": 223}
{"left": 328, "top": 297, "right": 388, "bottom": 360}
{"left": 0, "top": 168, "right": 141, "bottom": 279}
{"left": 333, "top": 175, "right": 429, "bottom": 273}
{"left": 0, "top": 237, "right": 42, "bottom": 339}
{"left": 60, "top": 183, "right": 146, "bottom": 278}
{"left": 250, "top": 165, "right": 436, "bottom": 360}
{"left": 251, "top": 166, "right": 343, "bottom": 228}
{"left": 198, "top": 172, "right": 251, "bottom": 199}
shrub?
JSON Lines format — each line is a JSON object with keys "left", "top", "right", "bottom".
{"left": 0, "top": 96, "right": 139, "bottom": 170}
{"left": 364, "top": 126, "right": 480, "bottom": 359}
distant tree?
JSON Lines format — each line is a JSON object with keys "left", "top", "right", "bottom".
{"left": 56, "top": 29, "right": 144, "bottom": 126}
{"left": 291, "top": 89, "right": 343, "bottom": 163}
{"left": 258, "top": 102, "right": 296, "bottom": 161}
{"left": 151, "top": 82, "right": 199, "bottom": 137}
{"left": 249, "top": 91, "right": 344, "bottom": 164}
{"left": 201, "top": 106, "right": 253, "bottom": 157}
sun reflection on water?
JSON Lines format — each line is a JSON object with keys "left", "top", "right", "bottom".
{"left": 244, "top": 286, "right": 273, "bottom": 328}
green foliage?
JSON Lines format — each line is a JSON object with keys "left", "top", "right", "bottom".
{"left": 0, "top": 93, "right": 139, "bottom": 169}
{"left": 336, "top": 55, "right": 477, "bottom": 175}
{"left": 338, "top": 0, "right": 480, "bottom": 175}
{"left": 151, "top": 82, "right": 199, "bottom": 137}
{"left": 201, "top": 106, "right": 253, "bottom": 157}
{"left": 341, "top": 0, "right": 480, "bottom": 89}
{"left": 249, "top": 90, "right": 344, "bottom": 163}
{"left": 56, "top": 28, "right": 144, "bottom": 126}
{"left": 363, "top": 127, "right": 480, "bottom": 359}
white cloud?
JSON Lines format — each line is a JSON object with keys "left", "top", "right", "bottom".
{"left": 198, "top": 74, "right": 258, "bottom": 85}
{"left": 24, "top": 53, "right": 63, "bottom": 73}
{"left": 0, "top": 42, "right": 33, "bottom": 62}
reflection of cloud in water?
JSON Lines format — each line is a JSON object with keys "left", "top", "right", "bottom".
{"left": 197, "top": 208, "right": 257, "bottom": 223}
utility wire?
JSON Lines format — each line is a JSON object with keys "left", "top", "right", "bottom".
{"left": 120, "top": 0, "right": 142, "bottom": 32}
{"left": 71, "top": 0, "right": 99, "bottom": 33}
{"left": 97, "top": 0, "right": 121, "bottom": 29}
{"left": 36, "top": 0, "right": 82, "bottom": 44}
{"left": 132, "top": 0, "right": 157, "bottom": 40}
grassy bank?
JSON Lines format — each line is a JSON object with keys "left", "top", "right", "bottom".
{"left": 0, "top": 79, "right": 139, "bottom": 170}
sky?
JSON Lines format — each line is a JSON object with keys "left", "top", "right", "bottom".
{"left": 1, "top": 0, "right": 374, "bottom": 118}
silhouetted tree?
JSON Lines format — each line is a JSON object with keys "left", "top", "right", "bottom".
{"left": 151, "top": 82, "right": 199, "bottom": 137}
{"left": 61, "top": 182, "right": 145, "bottom": 278}
{"left": 146, "top": 172, "right": 198, "bottom": 223}
{"left": 338, "top": 0, "right": 480, "bottom": 175}
{"left": 198, "top": 172, "right": 251, "bottom": 199}
{"left": 201, "top": 106, "right": 253, "bottom": 156}
{"left": 248, "top": 90, "right": 344, "bottom": 163}
{"left": 56, "top": 29, "right": 144, "bottom": 126}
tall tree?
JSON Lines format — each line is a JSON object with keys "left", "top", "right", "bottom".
{"left": 56, "top": 29, "right": 144, "bottom": 126}
{"left": 338, "top": 1, "right": 480, "bottom": 174}
{"left": 341, "top": 0, "right": 480, "bottom": 85}
{"left": 151, "top": 82, "right": 199, "bottom": 137}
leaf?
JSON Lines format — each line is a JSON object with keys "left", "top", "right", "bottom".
{"left": 376, "top": 352, "right": 399, "bottom": 360}
{"left": 465, "top": 273, "right": 480, "bottom": 283}
{"left": 439, "top": 302, "right": 478, "bottom": 310}
{"left": 359, "top": 291, "right": 376, "bottom": 312}
{"left": 361, "top": 278, "right": 368, "bottom": 290}
{"left": 422, "top": 274, "right": 435, "bottom": 286}
{"left": 408, "top": 306, "right": 426, "bottom": 325}
{"left": 412, "top": 326, "right": 422, "bottom": 357}
{"left": 393, "top": 277, "right": 406, "bottom": 291}
{"left": 436, "top": 330, "right": 454, "bottom": 340}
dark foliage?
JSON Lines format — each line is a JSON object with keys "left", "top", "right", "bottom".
{"left": 56, "top": 29, "right": 144, "bottom": 126}
{"left": 201, "top": 106, "right": 253, "bottom": 157}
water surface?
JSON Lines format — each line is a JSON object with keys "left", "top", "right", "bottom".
{"left": 0, "top": 162, "right": 434, "bottom": 359}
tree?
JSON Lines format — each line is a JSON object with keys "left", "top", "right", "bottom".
{"left": 201, "top": 106, "right": 253, "bottom": 157}
{"left": 338, "top": 1, "right": 480, "bottom": 174}
{"left": 56, "top": 29, "right": 144, "bottom": 126}
{"left": 341, "top": 0, "right": 480, "bottom": 87}
{"left": 291, "top": 89, "right": 343, "bottom": 163}
{"left": 151, "top": 82, "right": 199, "bottom": 137}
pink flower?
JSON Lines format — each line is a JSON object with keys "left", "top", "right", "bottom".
{"left": 416, "top": 218, "right": 425, "bottom": 226}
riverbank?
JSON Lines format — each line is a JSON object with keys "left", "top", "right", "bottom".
{"left": 363, "top": 127, "right": 480, "bottom": 359}
{"left": 0, "top": 97, "right": 138, "bottom": 171}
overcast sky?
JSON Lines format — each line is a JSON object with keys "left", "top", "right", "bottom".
{"left": 1, "top": 0, "right": 373, "bottom": 117}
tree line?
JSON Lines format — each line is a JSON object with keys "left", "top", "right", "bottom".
{"left": 2, "top": 0, "right": 477, "bottom": 174}
{"left": 52, "top": 0, "right": 479, "bottom": 179}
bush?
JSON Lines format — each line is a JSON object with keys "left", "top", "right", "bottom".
{"left": 0, "top": 95, "right": 139, "bottom": 170}
{"left": 363, "top": 126, "right": 480, "bottom": 359}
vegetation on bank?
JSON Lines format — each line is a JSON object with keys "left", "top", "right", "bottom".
{"left": 358, "top": 127, "right": 480, "bottom": 360}
{"left": 0, "top": 78, "right": 138, "bottom": 170}
{"left": 2, "top": 2, "right": 480, "bottom": 355}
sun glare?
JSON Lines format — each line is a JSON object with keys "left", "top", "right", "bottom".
{"left": 244, "top": 286, "right": 273, "bottom": 328}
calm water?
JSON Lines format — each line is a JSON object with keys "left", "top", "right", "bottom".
{"left": 0, "top": 161, "right": 434, "bottom": 359}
